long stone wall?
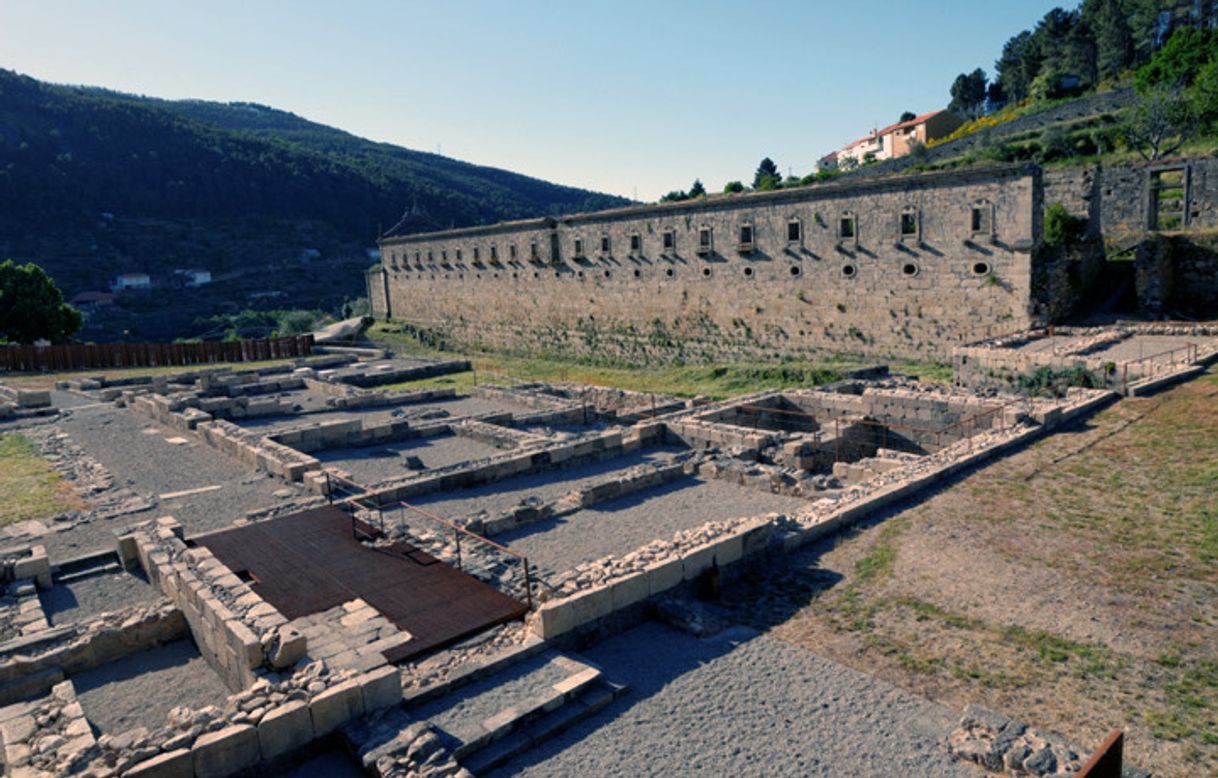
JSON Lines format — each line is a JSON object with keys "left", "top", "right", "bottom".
{"left": 375, "top": 165, "right": 1041, "bottom": 360}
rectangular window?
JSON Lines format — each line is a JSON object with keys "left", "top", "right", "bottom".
{"left": 787, "top": 220, "right": 801, "bottom": 243}
{"left": 630, "top": 233, "right": 642, "bottom": 253}
{"left": 970, "top": 207, "right": 991, "bottom": 235}
{"left": 456, "top": 249, "right": 462, "bottom": 261}
{"left": 839, "top": 216, "right": 856, "bottom": 240}
{"left": 662, "top": 230, "right": 675, "bottom": 252}
{"left": 510, "top": 244, "right": 517, "bottom": 260}
{"left": 698, "top": 227, "right": 713, "bottom": 254}
{"left": 900, "top": 211, "right": 918, "bottom": 237}
{"left": 490, "top": 245, "right": 498, "bottom": 261}
{"left": 415, "top": 251, "right": 421, "bottom": 264}
{"left": 428, "top": 250, "right": 434, "bottom": 262}
{"left": 530, "top": 242, "right": 539, "bottom": 260}
{"left": 473, "top": 247, "right": 480, "bottom": 262}
{"left": 601, "top": 234, "right": 610, "bottom": 253}
{"left": 738, "top": 224, "right": 754, "bottom": 250}
{"left": 441, "top": 250, "right": 448, "bottom": 262}
{"left": 574, "top": 238, "right": 584, "bottom": 257}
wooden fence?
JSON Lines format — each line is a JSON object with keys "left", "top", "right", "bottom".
{"left": 0, "top": 335, "right": 314, "bottom": 373}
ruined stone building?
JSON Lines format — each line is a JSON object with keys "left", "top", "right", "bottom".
{"left": 370, "top": 159, "right": 1218, "bottom": 361}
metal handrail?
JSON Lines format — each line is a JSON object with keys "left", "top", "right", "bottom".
{"left": 393, "top": 499, "right": 534, "bottom": 610}
{"left": 325, "top": 469, "right": 534, "bottom": 609}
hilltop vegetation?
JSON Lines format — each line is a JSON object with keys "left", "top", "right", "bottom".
{"left": 0, "top": 69, "right": 626, "bottom": 238}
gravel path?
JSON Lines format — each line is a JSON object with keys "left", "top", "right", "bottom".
{"left": 40, "top": 569, "right": 161, "bottom": 626}
{"left": 317, "top": 434, "right": 503, "bottom": 483}
{"left": 489, "top": 622, "right": 977, "bottom": 777}
{"left": 409, "top": 446, "right": 687, "bottom": 520}
{"left": 497, "top": 478, "right": 809, "bottom": 576}
{"left": 46, "top": 404, "right": 298, "bottom": 556}
{"left": 411, "top": 651, "right": 569, "bottom": 748}
{"left": 73, "top": 639, "right": 230, "bottom": 735}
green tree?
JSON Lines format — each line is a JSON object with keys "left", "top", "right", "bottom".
{"left": 1134, "top": 27, "right": 1215, "bottom": 92}
{"left": 1191, "top": 58, "right": 1218, "bottom": 129}
{"left": 688, "top": 179, "right": 706, "bottom": 197}
{"left": 659, "top": 190, "right": 688, "bottom": 202}
{"left": 899, "top": 110, "right": 917, "bottom": 122}
{"left": 752, "top": 158, "right": 780, "bottom": 189}
{"left": 1088, "top": 0, "right": 1133, "bottom": 80}
{"left": 1124, "top": 85, "right": 1194, "bottom": 161}
{"left": 723, "top": 180, "right": 745, "bottom": 194}
{"left": 0, "top": 260, "right": 83, "bottom": 344}
{"left": 949, "top": 69, "right": 988, "bottom": 116}
{"left": 995, "top": 30, "right": 1039, "bottom": 102}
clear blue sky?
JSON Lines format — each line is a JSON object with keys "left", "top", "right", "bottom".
{"left": 0, "top": 1, "right": 1064, "bottom": 201}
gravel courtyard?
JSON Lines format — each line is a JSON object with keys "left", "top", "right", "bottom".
{"left": 497, "top": 477, "right": 810, "bottom": 576}
{"left": 490, "top": 621, "right": 978, "bottom": 777}
{"left": 72, "top": 639, "right": 230, "bottom": 734}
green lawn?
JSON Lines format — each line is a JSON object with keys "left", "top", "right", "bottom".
{"left": 0, "top": 434, "right": 84, "bottom": 526}
{"left": 368, "top": 322, "right": 952, "bottom": 400}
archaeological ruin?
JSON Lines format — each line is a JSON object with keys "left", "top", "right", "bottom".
{"left": 3, "top": 316, "right": 1214, "bottom": 775}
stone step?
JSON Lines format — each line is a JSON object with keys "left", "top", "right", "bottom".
{"left": 405, "top": 650, "right": 608, "bottom": 765}
{"left": 460, "top": 678, "right": 627, "bottom": 775}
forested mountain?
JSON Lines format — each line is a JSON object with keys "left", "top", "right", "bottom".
{"left": 0, "top": 68, "right": 629, "bottom": 341}
{"left": 0, "top": 69, "right": 627, "bottom": 239}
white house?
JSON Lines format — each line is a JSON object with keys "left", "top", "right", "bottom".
{"left": 112, "top": 273, "right": 151, "bottom": 292}
{"left": 175, "top": 269, "right": 212, "bottom": 287}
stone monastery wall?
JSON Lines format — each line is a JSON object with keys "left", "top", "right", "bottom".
{"left": 373, "top": 165, "right": 1041, "bottom": 361}
{"left": 369, "top": 158, "right": 1216, "bottom": 361}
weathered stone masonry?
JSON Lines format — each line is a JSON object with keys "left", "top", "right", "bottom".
{"left": 371, "top": 159, "right": 1218, "bottom": 361}
{"left": 373, "top": 165, "right": 1041, "bottom": 360}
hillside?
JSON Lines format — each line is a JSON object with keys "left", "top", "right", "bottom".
{"left": 0, "top": 69, "right": 628, "bottom": 341}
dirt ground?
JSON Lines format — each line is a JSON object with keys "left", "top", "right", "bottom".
{"left": 721, "top": 370, "right": 1218, "bottom": 777}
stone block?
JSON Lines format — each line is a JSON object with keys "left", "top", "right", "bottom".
{"left": 609, "top": 571, "right": 650, "bottom": 610}
{"left": 192, "top": 724, "right": 259, "bottom": 778}
{"left": 644, "top": 557, "right": 683, "bottom": 596}
{"left": 309, "top": 679, "right": 364, "bottom": 737}
{"left": 115, "top": 534, "right": 140, "bottom": 570}
{"left": 124, "top": 748, "right": 193, "bottom": 778}
{"left": 566, "top": 584, "right": 612, "bottom": 629}
{"left": 681, "top": 542, "right": 718, "bottom": 581}
{"left": 359, "top": 665, "right": 403, "bottom": 711}
{"left": 534, "top": 601, "right": 576, "bottom": 640}
{"left": 257, "top": 700, "right": 312, "bottom": 762}
{"left": 268, "top": 626, "right": 307, "bottom": 670}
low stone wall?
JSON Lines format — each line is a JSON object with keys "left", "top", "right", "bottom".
{"left": 0, "top": 544, "right": 52, "bottom": 588}
{"left": 953, "top": 324, "right": 1218, "bottom": 393}
{"left": 0, "top": 661, "right": 402, "bottom": 778}
{"left": 0, "top": 600, "right": 186, "bottom": 705}
{"left": 476, "top": 460, "right": 693, "bottom": 536}
{"left": 196, "top": 419, "right": 321, "bottom": 481}
{"left": 0, "top": 384, "right": 51, "bottom": 408}
{"left": 362, "top": 428, "right": 645, "bottom": 503}
{"left": 333, "top": 359, "right": 471, "bottom": 388}
{"left": 946, "top": 704, "right": 1154, "bottom": 778}
{"left": 451, "top": 419, "right": 548, "bottom": 451}
{"left": 532, "top": 514, "right": 775, "bottom": 640}
{"left": 128, "top": 518, "right": 306, "bottom": 691}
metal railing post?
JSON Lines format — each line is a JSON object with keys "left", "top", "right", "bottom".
{"left": 523, "top": 558, "right": 533, "bottom": 610}
{"left": 455, "top": 528, "right": 462, "bottom": 571}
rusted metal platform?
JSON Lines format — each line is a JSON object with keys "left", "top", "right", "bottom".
{"left": 194, "top": 505, "right": 527, "bottom": 663}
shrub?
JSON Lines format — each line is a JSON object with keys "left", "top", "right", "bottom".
{"left": 1044, "top": 203, "right": 1084, "bottom": 247}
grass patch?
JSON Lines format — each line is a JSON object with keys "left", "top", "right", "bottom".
{"left": 366, "top": 322, "right": 951, "bottom": 399}
{"left": 0, "top": 434, "right": 84, "bottom": 525}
